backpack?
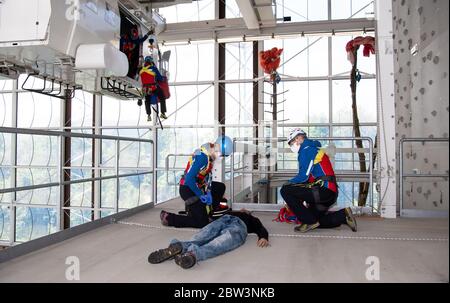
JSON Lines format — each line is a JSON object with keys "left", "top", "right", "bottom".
{"left": 273, "top": 204, "right": 301, "bottom": 224}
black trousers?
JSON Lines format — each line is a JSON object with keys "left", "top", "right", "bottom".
{"left": 280, "top": 184, "right": 346, "bottom": 228}
{"left": 167, "top": 182, "right": 226, "bottom": 228}
{"left": 144, "top": 88, "right": 167, "bottom": 116}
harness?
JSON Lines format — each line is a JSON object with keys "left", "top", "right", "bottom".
{"left": 292, "top": 148, "right": 338, "bottom": 210}
{"left": 180, "top": 145, "right": 215, "bottom": 215}
{"left": 140, "top": 66, "right": 158, "bottom": 94}
{"left": 180, "top": 145, "right": 214, "bottom": 191}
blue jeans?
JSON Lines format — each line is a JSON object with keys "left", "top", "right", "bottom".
{"left": 170, "top": 215, "right": 247, "bottom": 262}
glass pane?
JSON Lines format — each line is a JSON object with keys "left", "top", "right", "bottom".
{"left": 332, "top": 127, "right": 355, "bottom": 171}
{"left": 157, "top": 128, "right": 215, "bottom": 168}
{"left": 0, "top": 168, "right": 12, "bottom": 203}
{"left": 157, "top": 171, "right": 178, "bottom": 204}
{"left": 15, "top": 206, "right": 57, "bottom": 242}
{"left": 72, "top": 91, "right": 93, "bottom": 131}
{"left": 331, "top": 0, "right": 374, "bottom": 19}
{"left": 332, "top": 35, "right": 376, "bottom": 76}
{"left": 0, "top": 93, "right": 13, "bottom": 127}
{"left": 226, "top": 42, "right": 253, "bottom": 80}
{"left": 17, "top": 92, "right": 60, "bottom": 128}
{"left": 71, "top": 138, "right": 93, "bottom": 167}
{"left": 158, "top": 0, "right": 215, "bottom": 23}
{"left": 16, "top": 135, "right": 59, "bottom": 166}
{"left": 276, "top": 0, "right": 328, "bottom": 22}
{"left": 225, "top": 0, "right": 242, "bottom": 18}
{"left": 332, "top": 79, "right": 376, "bottom": 123}
{"left": 226, "top": 83, "right": 254, "bottom": 125}
{"left": 102, "top": 95, "right": 147, "bottom": 126}
{"left": 0, "top": 133, "right": 12, "bottom": 166}
{"left": 161, "top": 43, "right": 214, "bottom": 82}
{"left": 265, "top": 37, "right": 329, "bottom": 78}
{"left": 118, "top": 174, "right": 140, "bottom": 209}
{"left": 15, "top": 168, "right": 59, "bottom": 205}
{"left": 336, "top": 182, "right": 357, "bottom": 207}
{"left": 68, "top": 209, "right": 92, "bottom": 227}
{"left": 0, "top": 80, "right": 13, "bottom": 91}
{"left": 159, "top": 85, "right": 214, "bottom": 125}
{"left": 70, "top": 177, "right": 92, "bottom": 208}
{"left": 101, "top": 178, "right": 116, "bottom": 209}
{"left": 0, "top": 206, "right": 10, "bottom": 242}
{"left": 117, "top": 172, "right": 152, "bottom": 208}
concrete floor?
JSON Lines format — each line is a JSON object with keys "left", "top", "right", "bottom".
{"left": 0, "top": 199, "right": 448, "bottom": 283}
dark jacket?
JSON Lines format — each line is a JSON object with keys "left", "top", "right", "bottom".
{"left": 228, "top": 211, "right": 269, "bottom": 240}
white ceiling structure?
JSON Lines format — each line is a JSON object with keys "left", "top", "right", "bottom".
{"left": 117, "top": 0, "right": 374, "bottom": 44}
{"left": 235, "top": 0, "right": 276, "bottom": 29}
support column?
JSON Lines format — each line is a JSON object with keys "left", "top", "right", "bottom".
{"left": 213, "top": 0, "right": 226, "bottom": 183}
{"left": 376, "top": 0, "right": 397, "bottom": 218}
{"left": 93, "top": 94, "right": 102, "bottom": 219}
{"left": 62, "top": 89, "right": 72, "bottom": 228}
{"left": 9, "top": 79, "right": 18, "bottom": 244}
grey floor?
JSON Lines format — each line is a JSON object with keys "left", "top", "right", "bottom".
{"left": 0, "top": 199, "right": 448, "bottom": 283}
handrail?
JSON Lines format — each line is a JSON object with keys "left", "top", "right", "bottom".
{"left": 164, "top": 154, "right": 191, "bottom": 185}
{"left": 0, "top": 127, "right": 155, "bottom": 240}
{"left": 399, "top": 138, "right": 449, "bottom": 216}
{"left": 0, "top": 127, "right": 153, "bottom": 144}
{"left": 230, "top": 136, "right": 374, "bottom": 211}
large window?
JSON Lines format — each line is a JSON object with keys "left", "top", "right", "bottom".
{"left": 0, "top": 0, "right": 379, "bottom": 245}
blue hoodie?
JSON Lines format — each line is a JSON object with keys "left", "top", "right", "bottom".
{"left": 289, "top": 138, "right": 322, "bottom": 184}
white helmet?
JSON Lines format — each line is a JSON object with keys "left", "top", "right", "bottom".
{"left": 287, "top": 128, "right": 307, "bottom": 145}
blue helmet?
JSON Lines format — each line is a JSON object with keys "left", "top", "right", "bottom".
{"left": 144, "top": 56, "right": 154, "bottom": 63}
{"left": 215, "top": 135, "right": 233, "bottom": 157}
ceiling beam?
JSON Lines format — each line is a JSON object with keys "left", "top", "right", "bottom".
{"left": 158, "top": 17, "right": 376, "bottom": 43}
{"left": 235, "top": 0, "right": 260, "bottom": 29}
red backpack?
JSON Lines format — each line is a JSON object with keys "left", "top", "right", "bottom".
{"left": 273, "top": 205, "right": 301, "bottom": 224}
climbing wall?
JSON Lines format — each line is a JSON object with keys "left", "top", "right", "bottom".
{"left": 392, "top": 0, "right": 449, "bottom": 211}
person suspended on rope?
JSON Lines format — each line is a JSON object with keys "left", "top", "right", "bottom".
{"left": 139, "top": 56, "right": 168, "bottom": 122}
{"left": 160, "top": 136, "right": 234, "bottom": 229}
{"left": 279, "top": 128, "right": 357, "bottom": 233}
{"left": 148, "top": 209, "right": 269, "bottom": 269}
{"left": 120, "top": 27, "right": 153, "bottom": 80}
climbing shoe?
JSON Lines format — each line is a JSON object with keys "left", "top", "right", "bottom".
{"left": 147, "top": 114, "right": 152, "bottom": 122}
{"left": 160, "top": 113, "right": 168, "bottom": 120}
{"left": 148, "top": 242, "right": 183, "bottom": 264}
{"left": 294, "top": 222, "right": 320, "bottom": 233}
{"left": 345, "top": 207, "right": 357, "bottom": 232}
{"left": 174, "top": 252, "right": 197, "bottom": 269}
{"left": 160, "top": 210, "right": 169, "bottom": 226}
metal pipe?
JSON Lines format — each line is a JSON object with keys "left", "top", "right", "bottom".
{"left": 399, "top": 137, "right": 449, "bottom": 216}
{"left": 115, "top": 140, "right": 120, "bottom": 214}
{"left": 164, "top": 154, "right": 191, "bottom": 185}
{"left": 402, "top": 174, "right": 449, "bottom": 178}
{"left": 58, "top": 135, "right": 64, "bottom": 231}
{"left": 230, "top": 139, "right": 235, "bottom": 208}
{"left": 0, "top": 127, "right": 153, "bottom": 144}
{"left": 34, "top": 122, "right": 377, "bottom": 130}
{"left": 399, "top": 138, "right": 404, "bottom": 214}
{"left": 0, "top": 171, "right": 152, "bottom": 194}
{"left": 369, "top": 136, "right": 374, "bottom": 212}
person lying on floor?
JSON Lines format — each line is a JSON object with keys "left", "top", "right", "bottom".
{"left": 148, "top": 209, "right": 269, "bottom": 269}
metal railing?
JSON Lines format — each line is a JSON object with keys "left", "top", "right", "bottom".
{"left": 399, "top": 138, "right": 449, "bottom": 217}
{"left": 0, "top": 127, "right": 154, "bottom": 245}
{"left": 164, "top": 154, "right": 191, "bottom": 185}
{"left": 231, "top": 136, "right": 375, "bottom": 210}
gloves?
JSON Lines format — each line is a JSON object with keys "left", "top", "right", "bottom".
{"left": 200, "top": 192, "right": 213, "bottom": 206}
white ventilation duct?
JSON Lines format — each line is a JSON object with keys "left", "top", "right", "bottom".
{"left": 75, "top": 43, "right": 129, "bottom": 77}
